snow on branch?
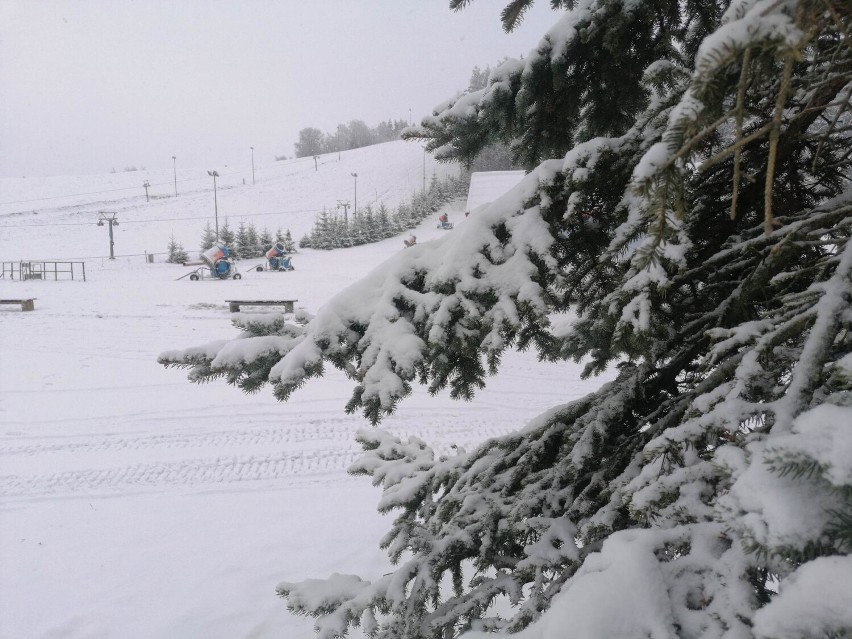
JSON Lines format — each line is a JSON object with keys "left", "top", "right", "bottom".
{"left": 160, "top": 163, "right": 565, "bottom": 423}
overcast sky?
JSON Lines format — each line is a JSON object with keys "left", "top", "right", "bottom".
{"left": 0, "top": 1, "right": 560, "bottom": 178}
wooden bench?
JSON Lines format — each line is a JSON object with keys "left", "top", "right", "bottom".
{"left": 226, "top": 299, "right": 297, "bottom": 313}
{"left": 0, "top": 298, "right": 35, "bottom": 311}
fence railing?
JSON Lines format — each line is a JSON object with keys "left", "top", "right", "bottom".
{"left": 0, "top": 260, "right": 86, "bottom": 281}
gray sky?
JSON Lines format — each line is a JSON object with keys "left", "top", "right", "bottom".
{"left": 0, "top": 1, "right": 559, "bottom": 177}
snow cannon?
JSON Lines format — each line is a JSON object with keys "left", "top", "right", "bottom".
{"left": 191, "top": 244, "right": 240, "bottom": 280}
{"left": 202, "top": 244, "right": 230, "bottom": 265}
{"left": 212, "top": 259, "right": 233, "bottom": 278}
{"left": 256, "top": 242, "right": 294, "bottom": 272}
{"left": 202, "top": 246, "right": 229, "bottom": 277}
{"left": 265, "top": 243, "right": 286, "bottom": 260}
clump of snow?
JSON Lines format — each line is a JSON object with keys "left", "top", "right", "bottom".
{"left": 753, "top": 556, "right": 852, "bottom": 639}
{"left": 463, "top": 530, "right": 677, "bottom": 639}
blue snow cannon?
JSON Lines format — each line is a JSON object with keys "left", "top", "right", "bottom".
{"left": 197, "top": 244, "right": 240, "bottom": 280}
{"left": 257, "top": 243, "right": 295, "bottom": 272}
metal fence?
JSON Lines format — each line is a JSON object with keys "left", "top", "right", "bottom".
{"left": 0, "top": 260, "right": 86, "bottom": 281}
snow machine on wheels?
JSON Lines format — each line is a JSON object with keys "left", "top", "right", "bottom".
{"left": 185, "top": 244, "right": 241, "bottom": 281}
{"left": 255, "top": 243, "right": 295, "bottom": 272}
{"left": 437, "top": 213, "right": 454, "bottom": 230}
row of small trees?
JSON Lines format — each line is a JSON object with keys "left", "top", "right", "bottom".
{"left": 165, "top": 172, "right": 466, "bottom": 262}
{"left": 200, "top": 221, "right": 296, "bottom": 259}
{"left": 165, "top": 222, "right": 296, "bottom": 264}
{"left": 299, "top": 173, "right": 468, "bottom": 250}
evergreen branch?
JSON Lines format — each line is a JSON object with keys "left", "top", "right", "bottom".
{"left": 811, "top": 81, "right": 852, "bottom": 171}
{"left": 500, "top": 0, "right": 534, "bottom": 32}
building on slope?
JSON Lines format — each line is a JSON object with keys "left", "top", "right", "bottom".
{"left": 464, "top": 170, "right": 526, "bottom": 215}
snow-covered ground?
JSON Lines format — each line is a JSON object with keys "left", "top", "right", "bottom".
{"left": 0, "top": 142, "right": 608, "bottom": 639}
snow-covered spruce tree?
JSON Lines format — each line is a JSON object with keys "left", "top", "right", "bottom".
{"left": 165, "top": 234, "right": 189, "bottom": 264}
{"left": 259, "top": 227, "right": 274, "bottom": 254}
{"left": 219, "top": 219, "right": 235, "bottom": 248}
{"left": 200, "top": 222, "right": 216, "bottom": 251}
{"left": 376, "top": 202, "right": 394, "bottom": 239}
{"left": 161, "top": 1, "right": 851, "bottom": 637}
{"left": 283, "top": 229, "right": 296, "bottom": 253}
{"left": 235, "top": 221, "right": 252, "bottom": 259}
{"left": 246, "top": 223, "right": 261, "bottom": 257}
{"left": 351, "top": 208, "right": 370, "bottom": 246}
{"left": 312, "top": 208, "right": 334, "bottom": 250}
{"left": 336, "top": 214, "right": 354, "bottom": 248}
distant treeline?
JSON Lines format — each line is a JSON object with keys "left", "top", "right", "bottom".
{"left": 290, "top": 119, "right": 410, "bottom": 159}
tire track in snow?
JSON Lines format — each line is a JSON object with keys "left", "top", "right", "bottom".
{"left": 0, "top": 421, "right": 356, "bottom": 456}
{"left": 0, "top": 448, "right": 362, "bottom": 497}
{"left": 0, "top": 414, "right": 515, "bottom": 458}
{"left": 0, "top": 416, "right": 519, "bottom": 498}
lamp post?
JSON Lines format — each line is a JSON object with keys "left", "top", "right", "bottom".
{"left": 97, "top": 211, "right": 119, "bottom": 259}
{"left": 351, "top": 172, "right": 358, "bottom": 217}
{"left": 207, "top": 170, "right": 220, "bottom": 239}
{"left": 250, "top": 146, "right": 255, "bottom": 185}
{"left": 172, "top": 156, "right": 177, "bottom": 196}
{"left": 143, "top": 180, "right": 150, "bottom": 202}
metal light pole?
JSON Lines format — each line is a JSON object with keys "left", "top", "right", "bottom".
{"left": 207, "top": 170, "right": 220, "bottom": 239}
{"left": 351, "top": 172, "right": 358, "bottom": 217}
{"left": 250, "top": 146, "right": 255, "bottom": 185}
{"left": 97, "top": 211, "right": 119, "bottom": 259}
{"left": 172, "top": 156, "right": 177, "bottom": 196}
{"left": 143, "top": 180, "right": 150, "bottom": 202}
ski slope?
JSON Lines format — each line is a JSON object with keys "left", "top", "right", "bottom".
{"left": 0, "top": 141, "right": 449, "bottom": 262}
{"left": 0, "top": 142, "right": 610, "bottom": 639}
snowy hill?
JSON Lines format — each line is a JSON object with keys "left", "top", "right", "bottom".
{"left": 0, "top": 142, "right": 608, "bottom": 639}
{"left": 0, "top": 141, "right": 456, "bottom": 262}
